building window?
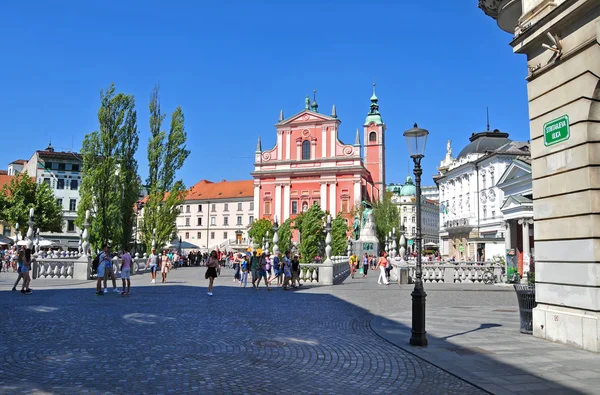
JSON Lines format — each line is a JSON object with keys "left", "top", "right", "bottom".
{"left": 70, "top": 179, "right": 78, "bottom": 190}
{"left": 43, "top": 178, "right": 50, "bottom": 186}
{"left": 58, "top": 163, "right": 66, "bottom": 171}
{"left": 211, "top": 204, "right": 216, "bottom": 212}
{"left": 197, "top": 232, "right": 202, "bottom": 239}
{"left": 482, "top": 173, "right": 486, "bottom": 189}
{"left": 250, "top": 202, "right": 254, "bottom": 211}
{"left": 185, "top": 232, "right": 189, "bottom": 239}
{"left": 67, "top": 220, "right": 75, "bottom": 232}
{"left": 3, "top": 227, "right": 11, "bottom": 237}
{"left": 57, "top": 198, "right": 63, "bottom": 208}
{"left": 71, "top": 164, "right": 80, "bottom": 172}
{"left": 491, "top": 210, "right": 495, "bottom": 219}
{"left": 341, "top": 199, "right": 349, "bottom": 213}
{"left": 57, "top": 179, "right": 65, "bottom": 190}
{"left": 369, "top": 132, "right": 377, "bottom": 142}
{"left": 45, "top": 162, "right": 52, "bottom": 170}
{"left": 186, "top": 205, "right": 190, "bottom": 213}
{"left": 403, "top": 207, "right": 407, "bottom": 212}
{"left": 412, "top": 216, "right": 416, "bottom": 223}
{"left": 412, "top": 226, "right": 416, "bottom": 234}
{"left": 302, "top": 140, "right": 311, "bottom": 160}
{"left": 237, "top": 202, "right": 242, "bottom": 211}
{"left": 237, "top": 216, "right": 242, "bottom": 226}
{"left": 197, "top": 217, "right": 202, "bottom": 226}
{"left": 224, "top": 203, "right": 229, "bottom": 212}
{"left": 185, "top": 217, "right": 190, "bottom": 226}
{"left": 224, "top": 217, "right": 229, "bottom": 226}
{"left": 210, "top": 232, "right": 215, "bottom": 240}
{"left": 412, "top": 207, "right": 416, "bottom": 213}
{"left": 198, "top": 204, "right": 203, "bottom": 212}
{"left": 211, "top": 217, "right": 216, "bottom": 225}
{"left": 179, "top": 206, "right": 184, "bottom": 213}
{"left": 224, "top": 232, "right": 228, "bottom": 239}
{"left": 69, "top": 199, "right": 76, "bottom": 211}
{"left": 264, "top": 201, "right": 271, "bottom": 215}
{"left": 291, "top": 201, "right": 298, "bottom": 214}
{"left": 249, "top": 215, "right": 254, "bottom": 224}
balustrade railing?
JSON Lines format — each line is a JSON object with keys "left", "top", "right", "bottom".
{"left": 298, "top": 256, "right": 349, "bottom": 285}
{"left": 395, "top": 260, "right": 504, "bottom": 284}
{"left": 33, "top": 258, "right": 75, "bottom": 279}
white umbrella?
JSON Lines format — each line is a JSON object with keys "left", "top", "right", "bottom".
{"left": 16, "top": 240, "right": 29, "bottom": 246}
{"left": 39, "top": 239, "right": 55, "bottom": 247}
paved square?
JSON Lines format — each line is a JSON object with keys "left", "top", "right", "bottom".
{"left": 0, "top": 268, "right": 483, "bottom": 394}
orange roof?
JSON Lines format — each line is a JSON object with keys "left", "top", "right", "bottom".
{"left": 185, "top": 179, "right": 253, "bottom": 201}
{"left": 0, "top": 170, "right": 7, "bottom": 175}
{"left": 10, "top": 159, "right": 27, "bottom": 165}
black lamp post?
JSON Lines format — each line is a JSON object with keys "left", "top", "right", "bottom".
{"left": 404, "top": 123, "right": 429, "bottom": 347}
{"left": 178, "top": 236, "right": 182, "bottom": 255}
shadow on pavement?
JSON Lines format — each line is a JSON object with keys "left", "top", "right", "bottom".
{"left": 0, "top": 269, "right": 589, "bottom": 395}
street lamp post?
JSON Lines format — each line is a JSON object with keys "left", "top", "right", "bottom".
{"left": 134, "top": 201, "right": 144, "bottom": 256}
{"left": 404, "top": 123, "right": 429, "bottom": 347}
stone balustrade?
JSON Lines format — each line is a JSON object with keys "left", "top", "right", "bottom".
{"left": 32, "top": 258, "right": 75, "bottom": 279}
{"left": 299, "top": 256, "right": 350, "bottom": 286}
{"left": 390, "top": 259, "right": 504, "bottom": 284}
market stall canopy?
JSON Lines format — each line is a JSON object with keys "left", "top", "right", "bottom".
{"left": 164, "top": 240, "right": 200, "bottom": 250}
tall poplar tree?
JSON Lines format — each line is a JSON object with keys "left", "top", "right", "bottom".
{"left": 140, "top": 85, "right": 190, "bottom": 251}
{"left": 331, "top": 213, "right": 349, "bottom": 256}
{"left": 372, "top": 191, "right": 400, "bottom": 246}
{"left": 77, "top": 84, "right": 139, "bottom": 250}
{"left": 297, "top": 203, "right": 325, "bottom": 263}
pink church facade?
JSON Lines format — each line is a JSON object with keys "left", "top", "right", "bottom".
{"left": 252, "top": 88, "right": 386, "bottom": 231}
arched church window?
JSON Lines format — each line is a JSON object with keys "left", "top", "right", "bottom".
{"left": 302, "top": 140, "right": 310, "bottom": 160}
{"left": 369, "top": 132, "right": 377, "bottom": 142}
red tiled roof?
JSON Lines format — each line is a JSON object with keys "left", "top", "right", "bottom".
{"left": 37, "top": 150, "right": 82, "bottom": 160}
{"left": 185, "top": 179, "right": 253, "bottom": 201}
{"left": 0, "top": 170, "right": 7, "bottom": 175}
{"left": 10, "top": 159, "right": 27, "bottom": 165}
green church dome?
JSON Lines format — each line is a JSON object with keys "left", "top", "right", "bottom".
{"left": 400, "top": 176, "right": 416, "bottom": 196}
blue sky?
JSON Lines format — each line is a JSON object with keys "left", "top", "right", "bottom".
{"left": 1, "top": 0, "right": 529, "bottom": 187}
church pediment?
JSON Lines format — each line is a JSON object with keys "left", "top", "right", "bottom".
{"left": 497, "top": 159, "right": 531, "bottom": 186}
{"left": 500, "top": 195, "right": 533, "bottom": 211}
{"left": 278, "top": 110, "right": 337, "bottom": 126}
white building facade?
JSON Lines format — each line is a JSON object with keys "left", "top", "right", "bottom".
{"left": 434, "top": 131, "right": 530, "bottom": 261}
{"left": 21, "top": 144, "right": 83, "bottom": 250}
{"left": 176, "top": 180, "right": 254, "bottom": 251}
{"left": 388, "top": 176, "right": 440, "bottom": 251}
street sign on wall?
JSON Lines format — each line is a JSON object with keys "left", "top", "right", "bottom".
{"left": 543, "top": 114, "right": 570, "bottom": 146}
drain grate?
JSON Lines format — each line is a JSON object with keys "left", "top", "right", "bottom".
{"left": 252, "top": 340, "right": 287, "bottom": 348}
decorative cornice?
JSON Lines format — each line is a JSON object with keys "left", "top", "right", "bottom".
{"left": 478, "top": 0, "right": 500, "bottom": 19}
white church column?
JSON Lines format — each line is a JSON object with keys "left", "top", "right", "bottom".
{"left": 277, "top": 132, "right": 283, "bottom": 160}
{"left": 311, "top": 141, "right": 316, "bottom": 160}
{"left": 353, "top": 180, "right": 361, "bottom": 207}
{"left": 253, "top": 184, "right": 260, "bottom": 219}
{"left": 330, "top": 127, "right": 336, "bottom": 157}
{"left": 320, "top": 182, "right": 327, "bottom": 211}
{"left": 275, "top": 184, "right": 282, "bottom": 221}
{"left": 283, "top": 184, "right": 290, "bottom": 221}
{"left": 321, "top": 127, "right": 327, "bottom": 158}
{"left": 285, "top": 131, "right": 291, "bottom": 160}
{"left": 329, "top": 182, "right": 337, "bottom": 217}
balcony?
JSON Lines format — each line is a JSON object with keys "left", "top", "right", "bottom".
{"left": 442, "top": 217, "right": 474, "bottom": 234}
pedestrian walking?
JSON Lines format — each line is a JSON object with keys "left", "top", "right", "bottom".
{"left": 95, "top": 244, "right": 111, "bottom": 295}
{"left": 250, "top": 251, "right": 259, "bottom": 287}
{"left": 362, "top": 253, "right": 369, "bottom": 278}
{"left": 240, "top": 254, "right": 249, "bottom": 288}
{"left": 205, "top": 250, "right": 219, "bottom": 296}
{"left": 160, "top": 250, "right": 171, "bottom": 283}
{"left": 11, "top": 248, "right": 24, "bottom": 292}
{"left": 377, "top": 252, "right": 389, "bottom": 285}
{"left": 254, "top": 252, "right": 270, "bottom": 291}
{"left": 147, "top": 247, "right": 158, "bottom": 284}
{"left": 120, "top": 248, "right": 132, "bottom": 295}
{"left": 291, "top": 253, "right": 301, "bottom": 288}
{"left": 102, "top": 245, "right": 120, "bottom": 294}
{"left": 349, "top": 253, "right": 358, "bottom": 279}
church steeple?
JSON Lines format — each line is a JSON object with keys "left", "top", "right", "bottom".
{"left": 256, "top": 136, "right": 262, "bottom": 153}
{"left": 354, "top": 129, "right": 361, "bottom": 146}
{"left": 365, "top": 82, "right": 383, "bottom": 125}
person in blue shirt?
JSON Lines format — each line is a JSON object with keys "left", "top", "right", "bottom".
{"left": 96, "top": 244, "right": 109, "bottom": 295}
{"left": 102, "top": 244, "right": 120, "bottom": 294}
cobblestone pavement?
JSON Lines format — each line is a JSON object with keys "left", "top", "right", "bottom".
{"left": 0, "top": 268, "right": 485, "bottom": 394}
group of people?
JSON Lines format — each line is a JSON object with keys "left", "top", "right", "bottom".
{"left": 348, "top": 251, "right": 391, "bottom": 285}
{"left": 203, "top": 249, "right": 302, "bottom": 296}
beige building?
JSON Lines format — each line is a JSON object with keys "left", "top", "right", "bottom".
{"left": 176, "top": 179, "right": 254, "bottom": 251}
{"left": 388, "top": 177, "right": 440, "bottom": 251}
{"left": 478, "top": 0, "right": 600, "bottom": 352}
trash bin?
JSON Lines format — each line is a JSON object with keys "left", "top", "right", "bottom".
{"left": 513, "top": 284, "right": 536, "bottom": 334}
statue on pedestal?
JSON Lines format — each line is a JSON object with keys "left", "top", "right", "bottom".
{"left": 352, "top": 215, "right": 360, "bottom": 240}
{"left": 360, "top": 201, "right": 374, "bottom": 229}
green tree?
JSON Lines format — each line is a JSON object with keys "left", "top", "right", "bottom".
{"left": 0, "top": 174, "right": 63, "bottom": 236}
{"left": 331, "top": 213, "right": 349, "bottom": 256}
{"left": 248, "top": 218, "right": 273, "bottom": 249}
{"left": 276, "top": 218, "right": 292, "bottom": 254}
{"left": 297, "top": 203, "right": 325, "bottom": 263}
{"left": 372, "top": 191, "right": 400, "bottom": 247}
{"left": 140, "top": 85, "right": 190, "bottom": 251}
{"left": 77, "top": 83, "right": 139, "bottom": 251}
